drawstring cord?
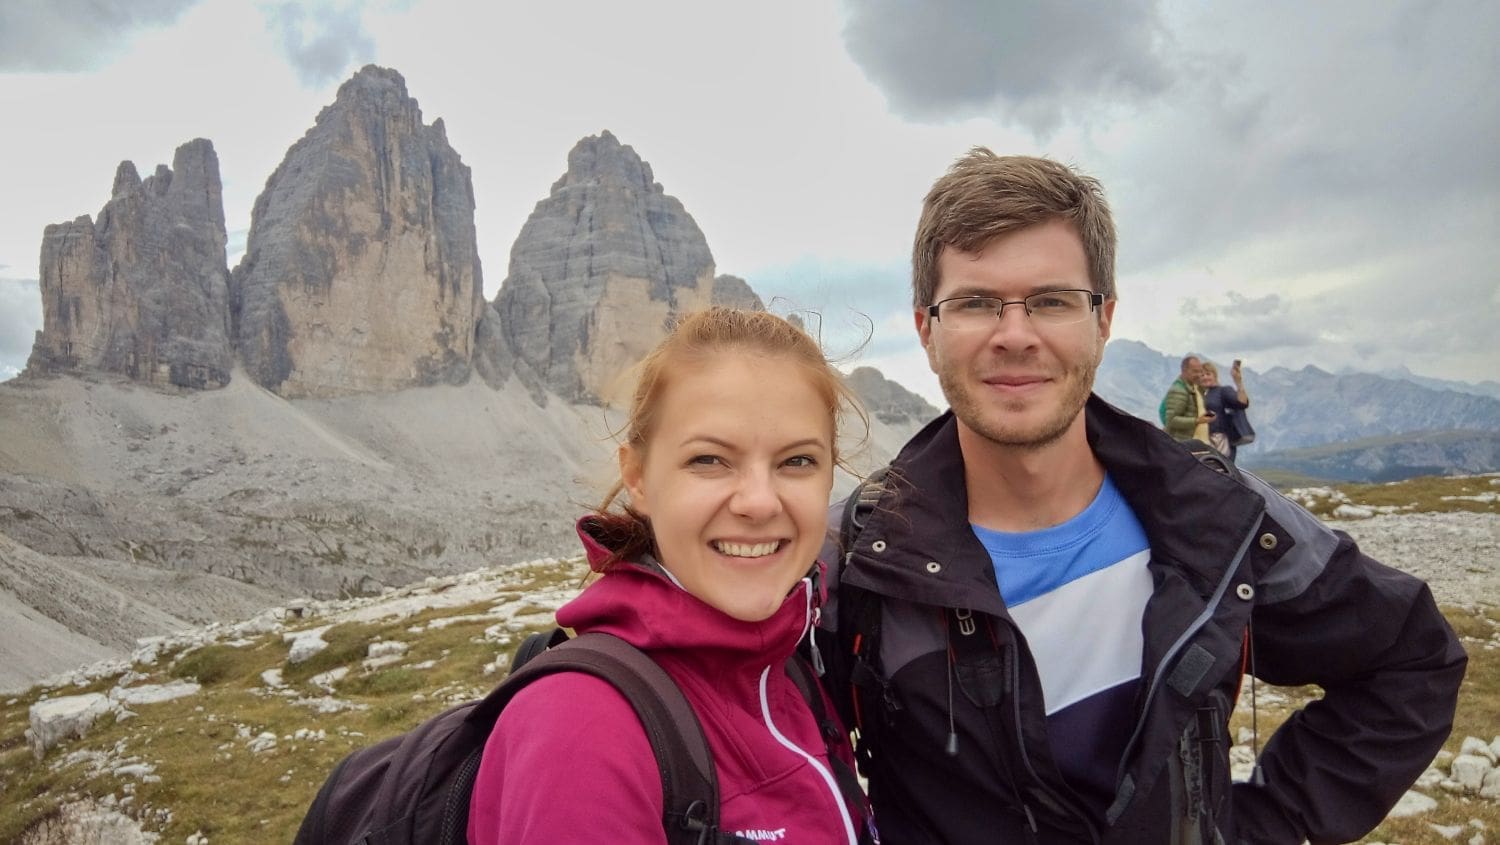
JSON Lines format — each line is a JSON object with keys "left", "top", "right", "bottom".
{"left": 943, "top": 611, "right": 958, "bottom": 756}
{"left": 1247, "top": 615, "right": 1264, "bottom": 786}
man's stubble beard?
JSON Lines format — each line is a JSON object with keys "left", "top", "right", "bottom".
{"left": 939, "top": 350, "right": 1100, "bottom": 452}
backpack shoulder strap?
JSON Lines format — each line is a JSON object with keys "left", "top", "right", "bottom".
{"left": 784, "top": 654, "right": 867, "bottom": 815}
{"left": 468, "top": 631, "right": 730, "bottom": 845}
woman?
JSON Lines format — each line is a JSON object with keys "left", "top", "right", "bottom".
{"left": 467, "top": 308, "right": 871, "bottom": 844}
{"left": 1200, "top": 360, "right": 1250, "bottom": 461}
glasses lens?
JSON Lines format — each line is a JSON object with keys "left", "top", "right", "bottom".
{"left": 1025, "top": 290, "right": 1093, "bottom": 324}
{"left": 937, "top": 297, "right": 1003, "bottom": 330}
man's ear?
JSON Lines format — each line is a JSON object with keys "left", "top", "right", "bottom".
{"left": 1096, "top": 298, "right": 1116, "bottom": 345}
{"left": 915, "top": 307, "right": 940, "bottom": 372}
{"left": 619, "top": 444, "right": 649, "bottom": 517}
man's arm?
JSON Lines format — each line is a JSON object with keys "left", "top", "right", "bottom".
{"left": 1231, "top": 479, "right": 1466, "bottom": 844}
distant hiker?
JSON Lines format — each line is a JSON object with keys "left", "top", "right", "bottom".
{"left": 1201, "top": 359, "right": 1252, "bottom": 461}
{"left": 814, "top": 149, "right": 1466, "bottom": 843}
{"left": 1162, "top": 354, "right": 1212, "bottom": 442}
{"left": 468, "top": 308, "right": 872, "bottom": 843}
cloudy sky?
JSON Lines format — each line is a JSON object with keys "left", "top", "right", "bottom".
{"left": 1, "top": 0, "right": 1495, "bottom": 403}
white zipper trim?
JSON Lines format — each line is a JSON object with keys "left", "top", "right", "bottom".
{"left": 758, "top": 662, "right": 859, "bottom": 844}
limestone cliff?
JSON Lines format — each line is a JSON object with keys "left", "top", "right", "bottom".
{"left": 25, "top": 139, "right": 232, "bottom": 389}
{"left": 231, "top": 65, "right": 483, "bottom": 398}
{"left": 496, "top": 131, "right": 760, "bottom": 404}
{"left": 846, "top": 366, "right": 941, "bottom": 427}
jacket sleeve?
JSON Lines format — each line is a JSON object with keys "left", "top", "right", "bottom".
{"left": 1163, "top": 383, "right": 1198, "bottom": 438}
{"left": 812, "top": 504, "right": 859, "bottom": 731}
{"left": 1230, "top": 480, "right": 1467, "bottom": 844}
{"left": 468, "top": 672, "right": 666, "bottom": 844}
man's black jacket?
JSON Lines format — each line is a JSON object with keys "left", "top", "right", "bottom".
{"left": 815, "top": 396, "right": 1466, "bottom": 844}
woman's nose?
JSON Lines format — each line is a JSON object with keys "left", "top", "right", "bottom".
{"left": 730, "top": 470, "right": 782, "bottom": 520}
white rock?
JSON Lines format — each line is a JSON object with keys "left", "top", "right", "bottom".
{"left": 1432, "top": 823, "right": 1466, "bottom": 840}
{"left": 1387, "top": 789, "right": 1439, "bottom": 818}
{"left": 247, "top": 732, "right": 278, "bottom": 754}
{"left": 110, "top": 681, "right": 200, "bottom": 706}
{"left": 1452, "top": 754, "right": 1493, "bottom": 792}
{"left": 1417, "top": 766, "right": 1447, "bottom": 789}
{"left": 113, "top": 762, "right": 156, "bottom": 779}
{"left": 362, "top": 655, "right": 402, "bottom": 671}
{"left": 1332, "top": 503, "right": 1375, "bottom": 519}
{"left": 1482, "top": 767, "right": 1500, "bottom": 799}
{"left": 186, "top": 830, "right": 209, "bottom": 844}
{"left": 28, "top": 693, "right": 118, "bottom": 760}
{"left": 285, "top": 626, "right": 332, "bottom": 664}
{"left": 261, "top": 669, "right": 285, "bottom": 688}
{"left": 1462, "top": 736, "right": 1498, "bottom": 764}
{"left": 308, "top": 667, "right": 349, "bottom": 692}
{"left": 366, "top": 640, "right": 409, "bottom": 659}
{"left": 1491, "top": 736, "right": 1500, "bottom": 762}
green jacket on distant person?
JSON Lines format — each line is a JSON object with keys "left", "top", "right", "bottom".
{"left": 1161, "top": 377, "right": 1200, "bottom": 441}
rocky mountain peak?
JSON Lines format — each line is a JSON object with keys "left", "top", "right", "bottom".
{"left": 25, "top": 138, "right": 232, "bottom": 390}
{"left": 492, "top": 130, "right": 742, "bottom": 404}
{"left": 231, "top": 65, "right": 483, "bottom": 399}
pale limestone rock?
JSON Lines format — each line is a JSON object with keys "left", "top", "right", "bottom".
{"left": 285, "top": 626, "right": 332, "bottom": 664}
{"left": 26, "top": 139, "right": 231, "bottom": 389}
{"left": 17, "top": 798, "right": 159, "bottom": 844}
{"left": 1462, "top": 735, "right": 1498, "bottom": 764}
{"left": 496, "top": 130, "right": 760, "bottom": 405}
{"left": 367, "top": 640, "right": 408, "bottom": 659}
{"left": 1451, "top": 753, "right": 1492, "bottom": 792}
{"left": 233, "top": 66, "right": 483, "bottom": 398}
{"left": 1482, "top": 767, "right": 1500, "bottom": 799}
{"left": 1386, "top": 789, "right": 1438, "bottom": 818}
{"left": 27, "top": 693, "right": 117, "bottom": 759}
{"left": 109, "top": 681, "right": 200, "bottom": 706}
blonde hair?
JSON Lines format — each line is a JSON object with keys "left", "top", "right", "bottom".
{"left": 913, "top": 149, "right": 1116, "bottom": 307}
{"left": 591, "top": 307, "right": 865, "bottom": 567}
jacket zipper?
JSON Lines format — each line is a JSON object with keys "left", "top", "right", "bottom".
{"left": 1112, "top": 521, "right": 1260, "bottom": 793}
{"left": 998, "top": 622, "right": 1101, "bottom": 843}
{"left": 758, "top": 663, "right": 860, "bottom": 844}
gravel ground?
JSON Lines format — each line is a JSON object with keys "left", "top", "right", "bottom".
{"left": 1328, "top": 511, "right": 1500, "bottom": 608}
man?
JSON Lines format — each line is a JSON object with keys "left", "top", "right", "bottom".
{"left": 817, "top": 150, "right": 1464, "bottom": 844}
{"left": 1163, "top": 354, "right": 1212, "bottom": 442}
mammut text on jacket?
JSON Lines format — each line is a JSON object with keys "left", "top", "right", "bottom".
{"left": 817, "top": 396, "right": 1466, "bottom": 844}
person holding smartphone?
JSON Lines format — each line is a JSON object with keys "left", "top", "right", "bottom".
{"left": 1200, "top": 359, "right": 1251, "bottom": 460}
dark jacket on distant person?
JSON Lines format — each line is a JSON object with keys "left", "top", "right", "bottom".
{"left": 815, "top": 396, "right": 1466, "bottom": 844}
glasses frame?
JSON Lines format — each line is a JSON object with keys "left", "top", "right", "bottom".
{"left": 926, "top": 290, "right": 1105, "bottom": 327}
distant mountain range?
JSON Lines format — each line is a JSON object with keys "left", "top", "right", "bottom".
{"left": 1095, "top": 339, "right": 1500, "bottom": 481}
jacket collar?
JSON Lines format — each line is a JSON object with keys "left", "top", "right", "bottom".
{"left": 842, "top": 395, "right": 1266, "bottom": 608}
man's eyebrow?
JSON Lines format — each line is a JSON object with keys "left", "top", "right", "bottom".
{"left": 941, "top": 283, "right": 1079, "bottom": 298}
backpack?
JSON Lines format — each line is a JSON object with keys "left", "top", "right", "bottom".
{"left": 294, "top": 627, "right": 864, "bottom": 845}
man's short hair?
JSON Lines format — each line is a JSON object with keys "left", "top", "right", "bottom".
{"left": 912, "top": 149, "right": 1116, "bottom": 308}
{"left": 1181, "top": 355, "right": 1201, "bottom": 372}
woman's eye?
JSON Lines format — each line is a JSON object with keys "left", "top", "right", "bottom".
{"left": 784, "top": 455, "right": 818, "bottom": 468}
{"left": 689, "top": 455, "right": 722, "bottom": 467}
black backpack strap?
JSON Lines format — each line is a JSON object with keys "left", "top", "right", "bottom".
{"left": 836, "top": 467, "right": 895, "bottom": 778}
{"left": 469, "top": 631, "right": 740, "bottom": 845}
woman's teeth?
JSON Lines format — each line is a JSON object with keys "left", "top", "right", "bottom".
{"left": 714, "top": 540, "right": 780, "bottom": 558}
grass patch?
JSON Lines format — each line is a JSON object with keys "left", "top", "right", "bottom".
{"left": 170, "top": 644, "right": 266, "bottom": 686}
{"left": 342, "top": 669, "right": 423, "bottom": 697}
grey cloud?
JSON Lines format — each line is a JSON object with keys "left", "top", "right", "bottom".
{"left": 265, "top": 2, "right": 376, "bottom": 87}
{"left": 0, "top": 278, "right": 42, "bottom": 375}
{"left": 840, "top": 0, "right": 1174, "bottom": 133}
{"left": 0, "top": 0, "right": 199, "bottom": 71}
{"left": 1179, "top": 292, "right": 1322, "bottom": 354}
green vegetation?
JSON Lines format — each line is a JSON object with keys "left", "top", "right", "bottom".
{"left": 0, "top": 557, "right": 586, "bottom": 843}
{"left": 1285, "top": 472, "right": 1500, "bottom": 517}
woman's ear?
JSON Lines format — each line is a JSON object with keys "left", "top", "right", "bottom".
{"left": 619, "top": 444, "right": 649, "bottom": 517}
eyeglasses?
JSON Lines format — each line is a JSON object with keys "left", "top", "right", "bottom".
{"left": 926, "top": 290, "right": 1104, "bottom": 330}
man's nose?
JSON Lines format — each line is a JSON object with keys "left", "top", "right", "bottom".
{"left": 987, "top": 301, "right": 1040, "bottom": 348}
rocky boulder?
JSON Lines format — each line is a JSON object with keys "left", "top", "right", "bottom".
{"left": 231, "top": 65, "right": 484, "bottom": 398}
{"left": 25, "top": 139, "right": 232, "bottom": 390}
{"left": 496, "top": 130, "right": 759, "bottom": 405}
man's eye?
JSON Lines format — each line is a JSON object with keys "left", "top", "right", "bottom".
{"left": 1030, "top": 295, "right": 1069, "bottom": 310}
{"left": 957, "top": 298, "right": 996, "bottom": 311}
